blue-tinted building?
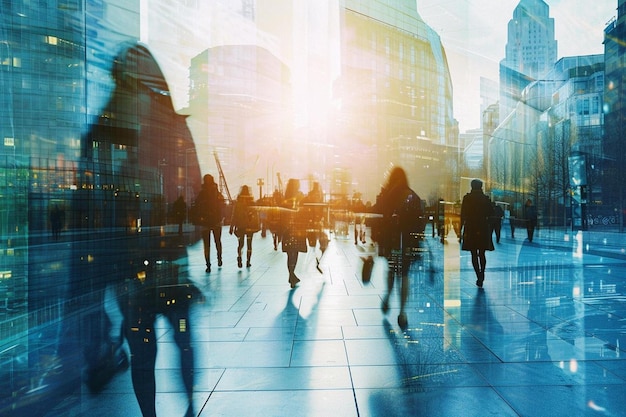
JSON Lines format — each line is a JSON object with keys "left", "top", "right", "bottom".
{"left": 0, "top": 1, "right": 458, "bottom": 413}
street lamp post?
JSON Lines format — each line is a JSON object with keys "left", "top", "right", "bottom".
{"left": 185, "top": 148, "right": 195, "bottom": 223}
{"left": 257, "top": 178, "right": 264, "bottom": 200}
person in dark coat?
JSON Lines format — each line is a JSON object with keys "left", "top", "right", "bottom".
{"left": 524, "top": 198, "right": 538, "bottom": 242}
{"left": 172, "top": 195, "right": 187, "bottom": 235}
{"left": 195, "top": 174, "right": 225, "bottom": 272}
{"left": 229, "top": 185, "right": 258, "bottom": 268}
{"left": 490, "top": 202, "right": 504, "bottom": 243}
{"left": 372, "top": 167, "right": 423, "bottom": 329}
{"left": 460, "top": 179, "right": 494, "bottom": 288}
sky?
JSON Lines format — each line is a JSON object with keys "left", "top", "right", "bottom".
{"left": 417, "top": 0, "right": 617, "bottom": 132}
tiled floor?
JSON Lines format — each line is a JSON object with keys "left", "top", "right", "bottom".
{"left": 76, "top": 226, "right": 626, "bottom": 416}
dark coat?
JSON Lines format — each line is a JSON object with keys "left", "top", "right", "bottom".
{"left": 372, "top": 184, "right": 423, "bottom": 258}
{"left": 193, "top": 183, "right": 224, "bottom": 228}
{"left": 461, "top": 189, "right": 494, "bottom": 251}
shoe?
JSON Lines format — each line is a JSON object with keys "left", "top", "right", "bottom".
{"left": 289, "top": 274, "right": 300, "bottom": 288}
{"left": 398, "top": 312, "right": 408, "bottom": 330}
{"left": 218, "top": 258, "right": 223, "bottom": 267}
{"left": 381, "top": 298, "right": 389, "bottom": 314}
{"left": 206, "top": 264, "right": 211, "bottom": 273}
{"left": 237, "top": 257, "right": 242, "bottom": 268}
{"left": 246, "top": 260, "right": 251, "bottom": 268}
{"left": 476, "top": 274, "right": 484, "bottom": 288}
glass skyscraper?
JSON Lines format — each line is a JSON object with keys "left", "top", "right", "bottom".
{"left": 0, "top": 1, "right": 456, "bottom": 414}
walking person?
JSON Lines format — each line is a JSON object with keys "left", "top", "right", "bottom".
{"left": 460, "top": 179, "right": 494, "bottom": 288}
{"left": 280, "top": 178, "right": 307, "bottom": 288}
{"left": 193, "top": 174, "right": 225, "bottom": 272}
{"left": 229, "top": 185, "right": 259, "bottom": 268}
{"left": 372, "top": 167, "right": 423, "bottom": 329}
{"left": 524, "top": 198, "right": 538, "bottom": 242}
{"left": 172, "top": 195, "right": 187, "bottom": 235}
{"left": 490, "top": 202, "right": 504, "bottom": 243}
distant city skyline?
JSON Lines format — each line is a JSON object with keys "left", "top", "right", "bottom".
{"left": 418, "top": 0, "right": 616, "bottom": 132}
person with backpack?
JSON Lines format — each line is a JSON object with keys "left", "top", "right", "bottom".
{"left": 372, "top": 167, "right": 424, "bottom": 330}
{"left": 194, "top": 174, "right": 225, "bottom": 272}
{"left": 229, "top": 185, "right": 259, "bottom": 268}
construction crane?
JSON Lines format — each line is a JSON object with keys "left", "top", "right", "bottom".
{"left": 213, "top": 151, "right": 233, "bottom": 204}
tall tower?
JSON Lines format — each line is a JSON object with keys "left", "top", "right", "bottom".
{"left": 499, "top": 0, "right": 557, "bottom": 118}
{"left": 603, "top": 0, "right": 626, "bottom": 220}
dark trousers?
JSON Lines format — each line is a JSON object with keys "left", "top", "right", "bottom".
{"left": 202, "top": 226, "right": 223, "bottom": 266}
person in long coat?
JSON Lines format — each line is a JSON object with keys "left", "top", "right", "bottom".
{"left": 195, "top": 174, "right": 225, "bottom": 272}
{"left": 372, "top": 167, "right": 423, "bottom": 329}
{"left": 460, "top": 179, "right": 494, "bottom": 288}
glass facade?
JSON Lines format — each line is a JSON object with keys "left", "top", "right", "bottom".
{"left": 0, "top": 1, "right": 455, "bottom": 414}
{"left": 1, "top": 0, "right": 624, "bottom": 415}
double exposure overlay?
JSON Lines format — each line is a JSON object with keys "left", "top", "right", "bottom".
{"left": 2, "top": 0, "right": 626, "bottom": 416}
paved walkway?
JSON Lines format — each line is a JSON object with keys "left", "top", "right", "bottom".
{"left": 66, "top": 224, "right": 626, "bottom": 416}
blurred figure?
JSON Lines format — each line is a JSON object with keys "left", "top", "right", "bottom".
{"left": 302, "top": 182, "right": 328, "bottom": 252}
{"left": 268, "top": 188, "right": 283, "bottom": 250}
{"left": 229, "top": 185, "right": 259, "bottom": 268}
{"left": 50, "top": 204, "right": 64, "bottom": 240}
{"left": 301, "top": 182, "right": 329, "bottom": 273}
{"left": 524, "top": 198, "right": 538, "bottom": 242}
{"left": 194, "top": 174, "right": 225, "bottom": 272}
{"left": 123, "top": 255, "right": 200, "bottom": 417}
{"left": 172, "top": 195, "right": 187, "bottom": 235}
{"left": 490, "top": 201, "right": 504, "bottom": 243}
{"left": 281, "top": 179, "right": 307, "bottom": 288}
{"left": 373, "top": 167, "right": 423, "bottom": 330}
{"left": 460, "top": 179, "right": 494, "bottom": 288}
{"left": 78, "top": 42, "right": 203, "bottom": 417}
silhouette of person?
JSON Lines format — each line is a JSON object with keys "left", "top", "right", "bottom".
{"left": 77, "top": 42, "right": 203, "bottom": 417}
{"left": 301, "top": 182, "right": 329, "bottom": 273}
{"left": 50, "top": 204, "right": 64, "bottom": 240}
{"left": 372, "top": 167, "right": 423, "bottom": 329}
{"left": 123, "top": 252, "right": 200, "bottom": 417}
{"left": 229, "top": 185, "right": 259, "bottom": 268}
{"left": 280, "top": 178, "right": 307, "bottom": 288}
{"left": 302, "top": 181, "right": 328, "bottom": 252}
{"left": 460, "top": 179, "right": 494, "bottom": 288}
{"left": 268, "top": 187, "right": 283, "bottom": 250}
{"left": 172, "top": 195, "right": 187, "bottom": 235}
{"left": 490, "top": 201, "right": 504, "bottom": 243}
{"left": 524, "top": 198, "right": 538, "bottom": 242}
{"left": 195, "top": 174, "right": 225, "bottom": 272}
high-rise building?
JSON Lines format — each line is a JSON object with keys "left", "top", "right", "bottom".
{"left": 0, "top": 3, "right": 204, "bottom": 414}
{"left": 604, "top": 0, "right": 626, "bottom": 219}
{"left": 0, "top": 1, "right": 459, "bottom": 413}
{"left": 499, "top": 0, "right": 557, "bottom": 119}
{"left": 335, "top": 0, "right": 457, "bottom": 200}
